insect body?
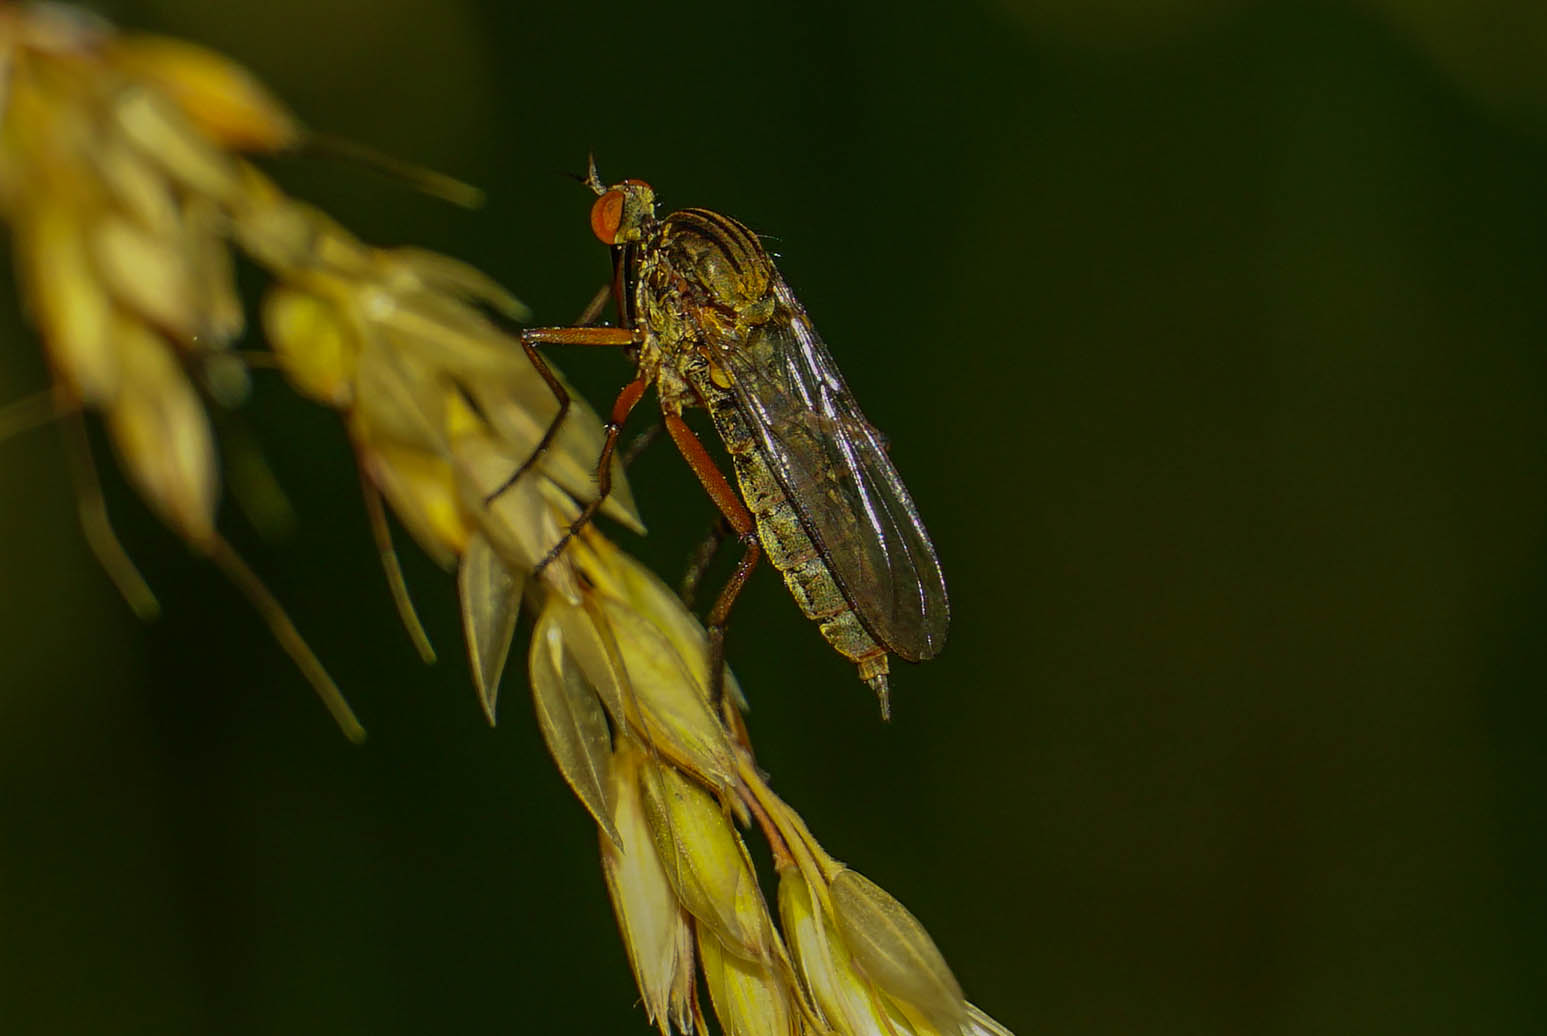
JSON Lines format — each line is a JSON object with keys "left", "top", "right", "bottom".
{"left": 521, "top": 168, "right": 948, "bottom": 715}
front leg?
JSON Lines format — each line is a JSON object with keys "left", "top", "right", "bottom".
{"left": 484, "top": 325, "right": 637, "bottom": 507}
{"left": 532, "top": 373, "right": 649, "bottom": 577}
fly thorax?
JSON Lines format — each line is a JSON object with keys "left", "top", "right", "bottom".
{"left": 736, "top": 293, "right": 776, "bottom": 325}
{"left": 641, "top": 292, "right": 674, "bottom": 338}
{"left": 692, "top": 248, "right": 741, "bottom": 304}
{"left": 654, "top": 361, "right": 698, "bottom": 413}
{"left": 676, "top": 233, "right": 770, "bottom": 311}
{"left": 630, "top": 330, "right": 667, "bottom": 386}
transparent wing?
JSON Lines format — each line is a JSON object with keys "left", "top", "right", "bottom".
{"left": 719, "top": 276, "right": 949, "bottom": 660}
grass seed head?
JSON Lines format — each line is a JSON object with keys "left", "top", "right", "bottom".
{"left": 602, "top": 742, "right": 700, "bottom": 1035}
{"left": 639, "top": 759, "right": 774, "bottom": 964}
{"left": 779, "top": 869, "right": 902, "bottom": 1036}
{"left": 697, "top": 925, "right": 802, "bottom": 1036}
{"left": 830, "top": 868, "right": 967, "bottom": 1035}
{"left": 107, "top": 34, "right": 301, "bottom": 152}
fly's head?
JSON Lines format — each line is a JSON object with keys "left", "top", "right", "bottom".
{"left": 587, "top": 165, "right": 656, "bottom": 247}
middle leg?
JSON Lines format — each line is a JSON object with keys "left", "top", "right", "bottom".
{"left": 664, "top": 413, "right": 759, "bottom": 710}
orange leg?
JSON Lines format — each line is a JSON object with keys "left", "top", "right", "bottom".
{"left": 524, "top": 326, "right": 637, "bottom": 347}
{"left": 486, "top": 325, "right": 636, "bottom": 506}
{"left": 665, "top": 414, "right": 753, "bottom": 536}
{"left": 532, "top": 374, "right": 649, "bottom": 576}
{"left": 665, "top": 414, "right": 760, "bottom": 709}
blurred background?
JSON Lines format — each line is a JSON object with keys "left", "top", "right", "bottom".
{"left": 2, "top": 0, "right": 1546, "bottom": 1032}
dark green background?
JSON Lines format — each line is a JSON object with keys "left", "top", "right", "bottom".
{"left": 2, "top": 0, "right": 1545, "bottom": 1032}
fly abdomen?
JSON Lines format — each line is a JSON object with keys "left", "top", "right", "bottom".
{"left": 770, "top": 507, "right": 887, "bottom": 678}
{"left": 727, "top": 446, "right": 815, "bottom": 565}
{"left": 732, "top": 444, "right": 889, "bottom": 679}
{"left": 702, "top": 390, "right": 757, "bottom": 457}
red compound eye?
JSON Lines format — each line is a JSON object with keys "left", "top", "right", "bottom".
{"left": 590, "top": 190, "right": 625, "bottom": 244}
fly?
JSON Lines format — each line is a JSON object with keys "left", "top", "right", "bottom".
{"left": 509, "top": 161, "right": 949, "bottom": 716}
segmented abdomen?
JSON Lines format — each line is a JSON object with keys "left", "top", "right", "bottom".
{"left": 701, "top": 386, "right": 888, "bottom": 682}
